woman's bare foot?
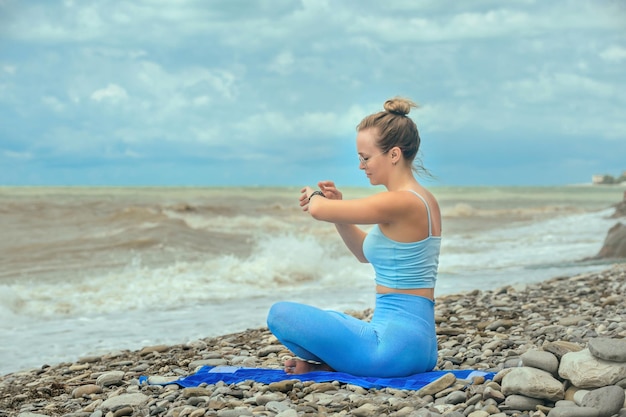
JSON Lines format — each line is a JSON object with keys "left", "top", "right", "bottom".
{"left": 284, "top": 358, "right": 334, "bottom": 374}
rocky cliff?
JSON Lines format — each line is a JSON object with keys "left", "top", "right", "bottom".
{"left": 590, "top": 198, "right": 626, "bottom": 260}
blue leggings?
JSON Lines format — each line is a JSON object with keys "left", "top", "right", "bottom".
{"left": 266, "top": 293, "right": 437, "bottom": 377}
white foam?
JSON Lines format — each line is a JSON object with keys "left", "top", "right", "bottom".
{"left": 0, "top": 233, "right": 369, "bottom": 320}
{"left": 440, "top": 208, "right": 615, "bottom": 274}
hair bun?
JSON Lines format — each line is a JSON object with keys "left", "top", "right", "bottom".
{"left": 384, "top": 97, "right": 418, "bottom": 116}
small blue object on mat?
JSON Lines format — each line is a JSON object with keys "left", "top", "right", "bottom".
{"left": 140, "top": 366, "right": 496, "bottom": 390}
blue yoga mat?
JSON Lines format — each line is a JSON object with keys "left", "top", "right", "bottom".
{"left": 141, "top": 366, "right": 496, "bottom": 390}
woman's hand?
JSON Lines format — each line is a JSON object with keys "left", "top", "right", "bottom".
{"left": 300, "top": 181, "right": 341, "bottom": 212}
{"left": 299, "top": 186, "right": 315, "bottom": 212}
{"left": 318, "top": 180, "right": 342, "bottom": 200}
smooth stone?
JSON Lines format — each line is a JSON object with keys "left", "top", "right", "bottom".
{"left": 189, "top": 359, "right": 227, "bottom": 368}
{"left": 542, "top": 341, "right": 584, "bottom": 359}
{"left": 16, "top": 414, "right": 49, "bottom": 417}
{"left": 217, "top": 409, "right": 253, "bottom": 417}
{"left": 351, "top": 403, "right": 380, "bottom": 417}
{"left": 309, "top": 382, "right": 337, "bottom": 392}
{"left": 182, "top": 387, "right": 213, "bottom": 398}
{"left": 254, "top": 393, "right": 286, "bottom": 405}
{"left": 502, "top": 394, "right": 545, "bottom": 411}
{"left": 502, "top": 367, "right": 564, "bottom": 401}
{"left": 483, "top": 386, "right": 505, "bottom": 402}
{"left": 268, "top": 380, "right": 297, "bottom": 392}
{"left": 413, "top": 410, "right": 438, "bottom": 417}
{"left": 95, "top": 370, "right": 125, "bottom": 387}
{"left": 257, "top": 345, "right": 285, "bottom": 357}
{"left": 547, "top": 406, "right": 600, "bottom": 417}
{"left": 71, "top": 384, "right": 102, "bottom": 398}
{"left": 558, "top": 316, "right": 592, "bottom": 326}
{"left": 521, "top": 349, "right": 560, "bottom": 374}
{"left": 112, "top": 406, "right": 133, "bottom": 417}
{"left": 432, "top": 404, "right": 455, "bottom": 414}
{"left": 77, "top": 355, "right": 101, "bottom": 363}
{"left": 139, "top": 345, "right": 169, "bottom": 355}
{"left": 580, "top": 385, "right": 626, "bottom": 417}
{"left": 275, "top": 409, "right": 298, "bottom": 417}
{"left": 467, "top": 411, "right": 489, "bottom": 417}
{"left": 503, "top": 358, "right": 524, "bottom": 368}
{"left": 445, "top": 390, "right": 466, "bottom": 404}
{"left": 572, "top": 389, "right": 590, "bottom": 405}
{"left": 588, "top": 338, "right": 626, "bottom": 362}
{"left": 265, "top": 400, "right": 290, "bottom": 413}
{"left": 486, "top": 319, "right": 514, "bottom": 331}
{"left": 186, "top": 340, "right": 208, "bottom": 349}
{"left": 417, "top": 373, "right": 456, "bottom": 396}
{"left": 146, "top": 375, "right": 179, "bottom": 385}
{"left": 564, "top": 386, "right": 585, "bottom": 401}
{"left": 100, "top": 393, "right": 149, "bottom": 410}
{"left": 559, "top": 349, "right": 626, "bottom": 388}
{"left": 129, "top": 363, "right": 149, "bottom": 372}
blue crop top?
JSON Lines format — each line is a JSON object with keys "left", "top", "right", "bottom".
{"left": 362, "top": 191, "right": 441, "bottom": 289}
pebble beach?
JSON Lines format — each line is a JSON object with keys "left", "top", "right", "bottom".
{"left": 1, "top": 264, "right": 625, "bottom": 417}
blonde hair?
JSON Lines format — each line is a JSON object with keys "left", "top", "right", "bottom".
{"left": 357, "top": 97, "right": 431, "bottom": 176}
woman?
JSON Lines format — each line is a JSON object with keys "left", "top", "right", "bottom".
{"left": 267, "top": 97, "right": 441, "bottom": 377}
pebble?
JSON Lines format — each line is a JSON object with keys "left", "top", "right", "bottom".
{"left": 1, "top": 265, "right": 624, "bottom": 417}
{"left": 95, "top": 370, "right": 125, "bottom": 387}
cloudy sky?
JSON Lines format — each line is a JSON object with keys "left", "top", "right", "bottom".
{"left": 1, "top": 0, "right": 625, "bottom": 187}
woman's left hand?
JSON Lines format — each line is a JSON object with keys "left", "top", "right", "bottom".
{"left": 299, "top": 186, "right": 315, "bottom": 211}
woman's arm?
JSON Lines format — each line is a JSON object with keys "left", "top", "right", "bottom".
{"left": 334, "top": 223, "right": 368, "bottom": 263}
{"left": 302, "top": 181, "right": 368, "bottom": 262}
{"left": 308, "top": 191, "right": 409, "bottom": 225}
{"left": 302, "top": 182, "right": 418, "bottom": 262}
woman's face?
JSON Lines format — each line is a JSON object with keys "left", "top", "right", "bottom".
{"left": 356, "top": 128, "right": 388, "bottom": 185}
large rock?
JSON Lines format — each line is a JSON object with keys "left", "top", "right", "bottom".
{"left": 588, "top": 337, "right": 626, "bottom": 362}
{"left": 502, "top": 367, "right": 564, "bottom": 401}
{"left": 589, "top": 222, "right": 626, "bottom": 259}
{"left": 611, "top": 199, "right": 626, "bottom": 218}
{"left": 521, "top": 349, "right": 559, "bottom": 375}
{"left": 580, "top": 386, "right": 626, "bottom": 417}
{"left": 559, "top": 348, "right": 626, "bottom": 388}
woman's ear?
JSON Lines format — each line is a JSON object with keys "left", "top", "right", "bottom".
{"left": 390, "top": 146, "right": 402, "bottom": 164}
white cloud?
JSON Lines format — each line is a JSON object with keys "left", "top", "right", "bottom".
{"left": 3, "top": 65, "right": 17, "bottom": 74}
{"left": 3, "top": 150, "right": 32, "bottom": 160}
{"left": 90, "top": 83, "right": 128, "bottom": 102}
{"left": 2, "top": 0, "right": 625, "bottom": 185}
{"left": 502, "top": 72, "right": 615, "bottom": 103}
{"left": 600, "top": 46, "right": 626, "bottom": 62}
{"left": 41, "top": 96, "right": 65, "bottom": 112}
{"left": 268, "top": 51, "right": 295, "bottom": 75}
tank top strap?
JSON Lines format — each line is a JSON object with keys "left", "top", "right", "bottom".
{"left": 407, "top": 190, "right": 432, "bottom": 236}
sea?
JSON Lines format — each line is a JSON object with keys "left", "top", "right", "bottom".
{"left": 1, "top": 185, "right": 625, "bottom": 376}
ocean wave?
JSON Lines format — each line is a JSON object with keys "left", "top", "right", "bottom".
{"left": 0, "top": 233, "right": 369, "bottom": 320}
{"left": 442, "top": 202, "right": 587, "bottom": 218}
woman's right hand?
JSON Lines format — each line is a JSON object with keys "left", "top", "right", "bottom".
{"left": 318, "top": 180, "right": 342, "bottom": 200}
